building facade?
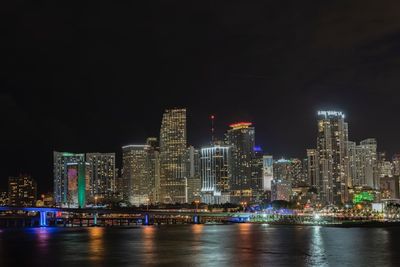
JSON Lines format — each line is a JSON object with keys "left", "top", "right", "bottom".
{"left": 225, "top": 122, "right": 255, "bottom": 203}
{"left": 8, "top": 175, "right": 37, "bottom": 206}
{"left": 86, "top": 153, "right": 116, "bottom": 203}
{"left": 316, "top": 111, "right": 349, "bottom": 205}
{"left": 200, "top": 145, "right": 231, "bottom": 204}
{"left": 122, "top": 144, "right": 158, "bottom": 206}
{"left": 262, "top": 155, "right": 274, "bottom": 192}
{"left": 159, "top": 108, "right": 187, "bottom": 203}
{"left": 186, "top": 146, "right": 201, "bottom": 203}
{"left": 53, "top": 152, "right": 85, "bottom": 207}
{"left": 307, "top": 149, "right": 319, "bottom": 188}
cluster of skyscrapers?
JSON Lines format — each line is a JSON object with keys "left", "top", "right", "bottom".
{"left": 305, "top": 111, "right": 400, "bottom": 206}
{"left": 49, "top": 108, "right": 400, "bottom": 208}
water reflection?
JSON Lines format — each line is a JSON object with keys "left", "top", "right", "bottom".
{"left": 192, "top": 224, "right": 204, "bottom": 235}
{"left": 34, "top": 228, "right": 53, "bottom": 253}
{"left": 1, "top": 225, "right": 399, "bottom": 266}
{"left": 309, "top": 226, "right": 327, "bottom": 267}
{"left": 142, "top": 226, "right": 156, "bottom": 265}
{"left": 236, "top": 224, "right": 253, "bottom": 266}
{"left": 88, "top": 227, "right": 104, "bottom": 262}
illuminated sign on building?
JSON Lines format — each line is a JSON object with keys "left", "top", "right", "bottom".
{"left": 317, "top": 111, "right": 345, "bottom": 119}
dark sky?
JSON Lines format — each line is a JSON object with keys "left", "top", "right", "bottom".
{"left": 2, "top": 1, "right": 400, "bottom": 193}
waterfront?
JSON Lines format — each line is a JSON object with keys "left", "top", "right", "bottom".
{"left": 0, "top": 224, "right": 399, "bottom": 266}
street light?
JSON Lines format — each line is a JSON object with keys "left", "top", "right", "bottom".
{"left": 146, "top": 198, "right": 150, "bottom": 211}
{"left": 94, "top": 196, "right": 98, "bottom": 207}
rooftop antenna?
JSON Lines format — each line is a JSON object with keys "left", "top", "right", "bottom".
{"left": 210, "top": 114, "right": 215, "bottom": 145}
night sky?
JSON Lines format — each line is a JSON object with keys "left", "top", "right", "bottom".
{"left": 2, "top": 1, "right": 400, "bottom": 193}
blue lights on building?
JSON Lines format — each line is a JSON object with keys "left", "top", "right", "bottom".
{"left": 253, "top": 146, "right": 263, "bottom": 152}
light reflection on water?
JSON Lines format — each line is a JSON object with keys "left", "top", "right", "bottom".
{"left": 142, "top": 226, "right": 155, "bottom": 265}
{"left": 88, "top": 227, "right": 104, "bottom": 262}
{"left": 309, "top": 226, "right": 327, "bottom": 267}
{"left": 0, "top": 225, "right": 399, "bottom": 266}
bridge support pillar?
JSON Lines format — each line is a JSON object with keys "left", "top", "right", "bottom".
{"left": 93, "top": 213, "right": 98, "bottom": 226}
{"left": 143, "top": 213, "right": 150, "bottom": 225}
{"left": 193, "top": 215, "right": 200, "bottom": 224}
{"left": 39, "top": 211, "right": 47, "bottom": 227}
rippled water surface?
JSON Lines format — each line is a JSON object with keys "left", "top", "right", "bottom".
{"left": 0, "top": 224, "right": 399, "bottom": 266}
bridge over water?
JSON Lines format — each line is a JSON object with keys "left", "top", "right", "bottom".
{"left": 0, "top": 206, "right": 252, "bottom": 227}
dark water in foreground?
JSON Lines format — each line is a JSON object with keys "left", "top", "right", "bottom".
{"left": 0, "top": 224, "right": 399, "bottom": 266}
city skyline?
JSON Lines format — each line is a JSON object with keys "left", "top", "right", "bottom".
{"left": 3, "top": 1, "right": 400, "bottom": 266}
{"left": 0, "top": 107, "right": 398, "bottom": 193}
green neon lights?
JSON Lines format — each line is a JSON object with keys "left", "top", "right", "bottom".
{"left": 353, "top": 192, "right": 374, "bottom": 204}
{"left": 78, "top": 163, "right": 86, "bottom": 208}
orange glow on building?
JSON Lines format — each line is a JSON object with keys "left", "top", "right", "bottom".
{"left": 229, "top": 122, "right": 253, "bottom": 129}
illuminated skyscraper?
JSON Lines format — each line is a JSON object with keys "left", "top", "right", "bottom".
{"left": 251, "top": 147, "right": 264, "bottom": 202}
{"left": 262, "top": 155, "right": 273, "bottom": 191}
{"left": 146, "top": 137, "right": 160, "bottom": 203}
{"left": 53, "top": 151, "right": 85, "bottom": 207}
{"left": 290, "top": 158, "right": 307, "bottom": 187}
{"left": 86, "top": 153, "right": 116, "bottom": 202}
{"left": 122, "top": 144, "right": 158, "bottom": 206}
{"left": 346, "top": 139, "right": 379, "bottom": 189}
{"left": 307, "top": 149, "right": 319, "bottom": 188}
{"left": 345, "top": 141, "right": 358, "bottom": 188}
{"left": 316, "top": 111, "right": 349, "bottom": 205}
{"left": 271, "top": 179, "right": 291, "bottom": 202}
{"left": 200, "top": 145, "right": 231, "bottom": 204}
{"left": 159, "top": 108, "right": 187, "bottom": 203}
{"left": 225, "top": 122, "right": 255, "bottom": 203}
{"left": 392, "top": 154, "right": 400, "bottom": 176}
{"left": 8, "top": 175, "right": 37, "bottom": 206}
{"left": 358, "top": 139, "right": 378, "bottom": 188}
{"left": 273, "top": 158, "right": 292, "bottom": 181}
{"left": 66, "top": 162, "right": 88, "bottom": 208}
{"left": 185, "top": 146, "right": 201, "bottom": 203}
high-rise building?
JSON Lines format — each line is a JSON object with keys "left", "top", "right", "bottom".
{"left": 358, "top": 139, "right": 378, "bottom": 188}
{"left": 347, "top": 139, "right": 379, "bottom": 190}
{"left": 251, "top": 147, "right": 265, "bottom": 202}
{"left": 379, "top": 161, "right": 393, "bottom": 178}
{"left": 8, "top": 175, "right": 37, "bottom": 206}
{"left": 0, "top": 192, "right": 8, "bottom": 206}
{"left": 271, "top": 179, "right": 291, "bottom": 202}
{"left": 380, "top": 176, "right": 399, "bottom": 199}
{"left": 86, "top": 153, "right": 116, "bottom": 202}
{"left": 262, "top": 155, "right": 274, "bottom": 191}
{"left": 316, "top": 111, "right": 349, "bottom": 205}
{"left": 290, "top": 158, "right": 306, "bottom": 187}
{"left": 225, "top": 122, "right": 255, "bottom": 203}
{"left": 146, "top": 137, "right": 160, "bottom": 204}
{"left": 122, "top": 144, "right": 158, "bottom": 206}
{"left": 53, "top": 152, "right": 85, "bottom": 207}
{"left": 345, "top": 141, "right": 358, "bottom": 188}
{"left": 114, "top": 168, "right": 125, "bottom": 201}
{"left": 392, "top": 154, "right": 400, "bottom": 176}
{"left": 159, "top": 108, "right": 187, "bottom": 203}
{"left": 307, "top": 149, "right": 319, "bottom": 188}
{"left": 186, "top": 146, "right": 201, "bottom": 203}
{"left": 273, "top": 158, "right": 292, "bottom": 181}
{"left": 200, "top": 145, "right": 231, "bottom": 204}
{"left": 66, "top": 162, "right": 88, "bottom": 208}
